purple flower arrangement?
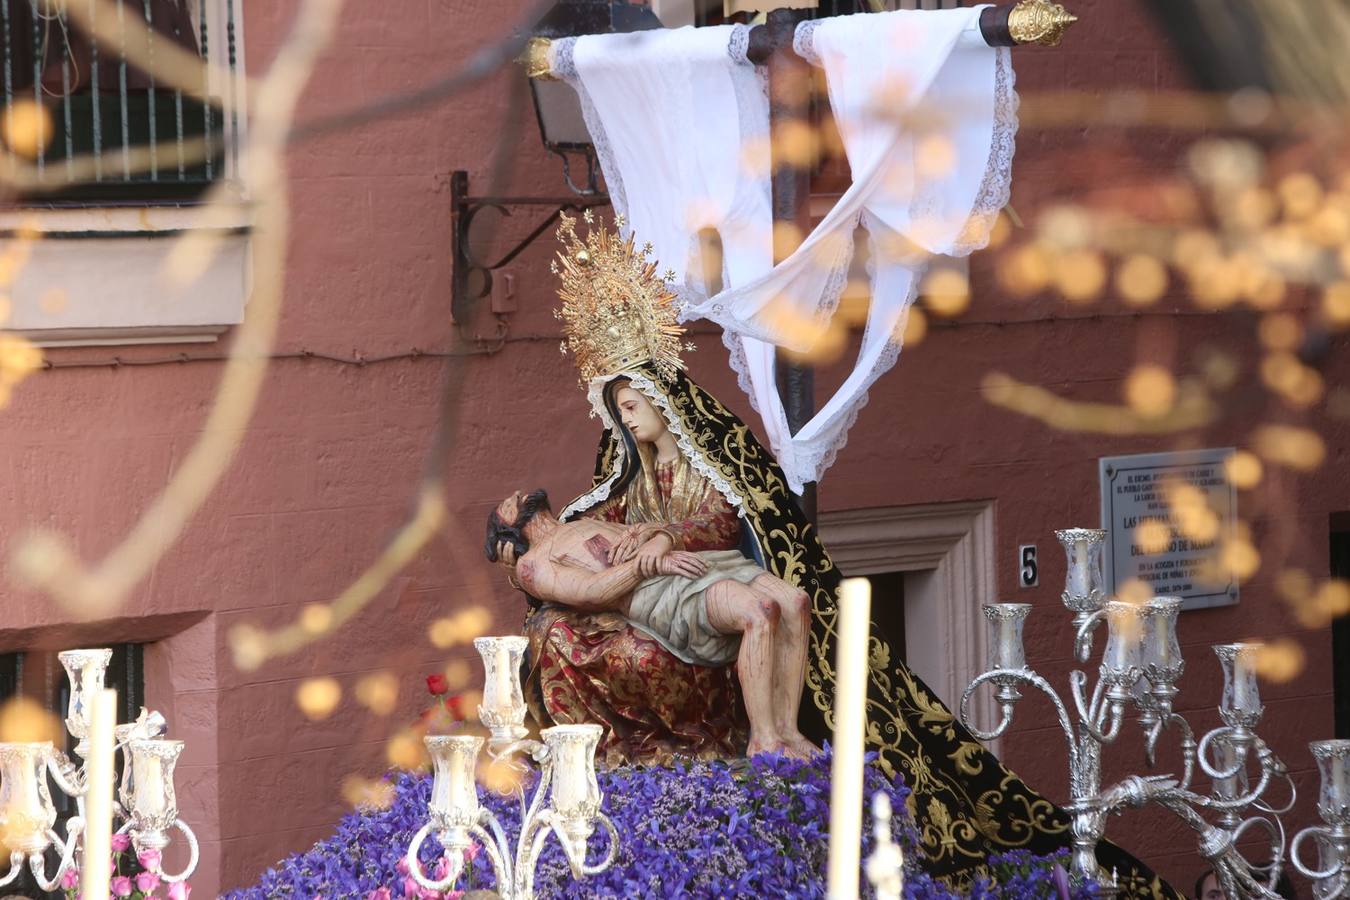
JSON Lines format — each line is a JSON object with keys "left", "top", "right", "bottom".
{"left": 225, "top": 750, "right": 1094, "bottom": 899}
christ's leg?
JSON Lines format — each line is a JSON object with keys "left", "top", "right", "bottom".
{"left": 705, "top": 579, "right": 784, "bottom": 757}
{"left": 751, "top": 573, "right": 817, "bottom": 758}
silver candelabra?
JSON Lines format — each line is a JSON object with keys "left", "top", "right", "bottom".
{"left": 0, "top": 648, "right": 199, "bottom": 890}
{"left": 406, "top": 636, "right": 618, "bottom": 899}
{"left": 960, "top": 527, "right": 1349, "bottom": 899}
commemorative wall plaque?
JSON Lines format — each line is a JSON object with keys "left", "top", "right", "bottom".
{"left": 1098, "top": 448, "right": 1238, "bottom": 610}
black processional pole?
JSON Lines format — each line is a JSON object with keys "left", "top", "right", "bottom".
{"left": 747, "top": 7, "right": 819, "bottom": 520}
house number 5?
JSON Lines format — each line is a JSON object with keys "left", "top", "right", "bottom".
{"left": 1018, "top": 544, "right": 1038, "bottom": 588}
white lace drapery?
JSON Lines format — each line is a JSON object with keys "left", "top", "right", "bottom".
{"left": 557, "top": 8, "right": 1017, "bottom": 494}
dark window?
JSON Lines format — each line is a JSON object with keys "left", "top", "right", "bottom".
{"left": 866, "top": 570, "right": 907, "bottom": 665}
{"left": 0, "top": 643, "right": 144, "bottom": 898}
{"left": 0, "top": 0, "right": 234, "bottom": 206}
{"left": 1332, "top": 521, "right": 1350, "bottom": 740}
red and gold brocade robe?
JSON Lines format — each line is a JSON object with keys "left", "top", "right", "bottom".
{"left": 524, "top": 455, "right": 749, "bottom": 765}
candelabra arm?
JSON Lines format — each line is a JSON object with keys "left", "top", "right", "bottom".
{"left": 1151, "top": 793, "right": 1286, "bottom": 900}
{"left": 405, "top": 823, "right": 467, "bottom": 893}
{"left": 1138, "top": 712, "right": 1198, "bottom": 789}
{"left": 490, "top": 738, "right": 547, "bottom": 765}
{"left": 478, "top": 807, "right": 514, "bottom": 884}
{"left": 958, "top": 674, "right": 1015, "bottom": 742}
{"left": 153, "top": 819, "right": 201, "bottom": 884}
{"left": 516, "top": 812, "right": 554, "bottom": 899}
{"left": 960, "top": 669, "right": 1079, "bottom": 765}
{"left": 1186, "top": 733, "right": 1288, "bottom": 815}
{"left": 580, "top": 814, "right": 621, "bottom": 876}
{"left": 469, "top": 819, "right": 513, "bottom": 897}
{"left": 30, "top": 818, "right": 83, "bottom": 893}
{"left": 1074, "top": 607, "right": 1108, "bottom": 663}
{"left": 1290, "top": 825, "right": 1345, "bottom": 883}
{"left": 1069, "top": 670, "right": 1122, "bottom": 745}
{"left": 47, "top": 749, "right": 86, "bottom": 797}
{"left": 1197, "top": 727, "right": 1249, "bottom": 782}
{"left": 0, "top": 852, "right": 23, "bottom": 889}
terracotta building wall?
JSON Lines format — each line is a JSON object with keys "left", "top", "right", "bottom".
{"left": 0, "top": 0, "right": 1341, "bottom": 895}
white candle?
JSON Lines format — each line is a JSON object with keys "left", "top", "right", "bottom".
{"left": 494, "top": 645, "right": 513, "bottom": 710}
{"left": 82, "top": 689, "right": 116, "bottom": 900}
{"left": 1232, "top": 649, "right": 1255, "bottom": 713}
{"left": 1068, "top": 539, "right": 1090, "bottom": 597}
{"left": 133, "top": 750, "right": 167, "bottom": 818}
{"left": 552, "top": 740, "right": 586, "bottom": 812}
{"left": 828, "top": 578, "right": 872, "bottom": 900}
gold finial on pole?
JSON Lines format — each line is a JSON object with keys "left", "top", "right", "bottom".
{"left": 521, "top": 36, "right": 556, "bottom": 80}
{"left": 1007, "top": 0, "right": 1078, "bottom": 47}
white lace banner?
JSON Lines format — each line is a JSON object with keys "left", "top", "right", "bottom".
{"left": 559, "top": 7, "right": 1018, "bottom": 494}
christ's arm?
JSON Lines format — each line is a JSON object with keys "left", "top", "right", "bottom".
{"left": 516, "top": 555, "right": 645, "bottom": 611}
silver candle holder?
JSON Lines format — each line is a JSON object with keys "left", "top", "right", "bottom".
{"left": 1290, "top": 740, "right": 1350, "bottom": 900}
{"left": 118, "top": 738, "right": 200, "bottom": 883}
{"left": 474, "top": 635, "right": 530, "bottom": 747}
{"left": 0, "top": 741, "right": 82, "bottom": 891}
{"left": 1055, "top": 527, "right": 1107, "bottom": 628}
{"left": 58, "top": 648, "right": 113, "bottom": 763}
{"left": 408, "top": 636, "right": 617, "bottom": 899}
{"left": 960, "top": 526, "right": 1340, "bottom": 898}
{"left": 0, "top": 649, "right": 198, "bottom": 889}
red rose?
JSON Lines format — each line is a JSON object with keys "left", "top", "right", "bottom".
{"left": 426, "top": 673, "right": 449, "bottom": 695}
{"left": 445, "top": 695, "right": 465, "bottom": 719}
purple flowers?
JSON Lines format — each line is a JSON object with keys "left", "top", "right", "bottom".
{"left": 226, "top": 750, "right": 1096, "bottom": 898}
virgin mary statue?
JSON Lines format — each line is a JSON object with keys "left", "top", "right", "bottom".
{"left": 510, "top": 212, "right": 1172, "bottom": 896}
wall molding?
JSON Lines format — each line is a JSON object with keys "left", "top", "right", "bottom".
{"left": 820, "top": 499, "right": 1000, "bottom": 747}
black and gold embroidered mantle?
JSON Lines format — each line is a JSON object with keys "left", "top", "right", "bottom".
{"left": 559, "top": 364, "right": 1175, "bottom": 897}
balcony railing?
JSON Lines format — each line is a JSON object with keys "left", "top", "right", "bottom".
{"left": 0, "top": 0, "right": 240, "bottom": 206}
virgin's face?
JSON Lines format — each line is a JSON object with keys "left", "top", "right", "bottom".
{"left": 615, "top": 386, "right": 667, "bottom": 444}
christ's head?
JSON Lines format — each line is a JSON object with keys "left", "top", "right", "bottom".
{"left": 484, "top": 489, "right": 551, "bottom": 563}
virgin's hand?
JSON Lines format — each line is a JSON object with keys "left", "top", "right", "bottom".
{"left": 657, "top": 551, "right": 708, "bottom": 579}
{"left": 496, "top": 541, "right": 517, "bottom": 568}
{"left": 632, "top": 533, "right": 674, "bottom": 575}
{"left": 609, "top": 525, "right": 651, "bottom": 563}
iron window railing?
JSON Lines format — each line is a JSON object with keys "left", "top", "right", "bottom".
{"left": 1, "top": 0, "right": 240, "bottom": 206}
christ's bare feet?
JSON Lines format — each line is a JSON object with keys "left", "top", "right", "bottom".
{"left": 782, "top": 732, "right": 821, "bottom": 759}
{"left": 746, "top": 734, "right": 785, "bottom": 758}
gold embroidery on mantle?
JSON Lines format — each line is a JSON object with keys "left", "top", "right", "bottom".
{"left": 566, "top": 364, "right": 1177, "bottom": 896}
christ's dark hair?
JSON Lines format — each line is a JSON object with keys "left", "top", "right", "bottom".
{"left": 484, "top": 489, "right": 551, "bottom": 563}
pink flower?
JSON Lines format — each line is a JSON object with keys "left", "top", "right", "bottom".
{"left": 137, "top": 848, "right": 162, "bottom": 872}
{"left": 110, "top": 876, "right": 133, "bottom": 897}
{"left": 110, "top": 833, "right": 132, "bottom": 853}
{"left": 60, "top": 867, "right": 80, "bottom": 890}
{"left": 462, "top": 842, "right": 480, "bottom": 862}
{"left": 135, "top": 871, "right": 161, "bottom": 894}
{"left": 402, "top": 877, "right": 421, "bottom": 898}
{"left": 395, "top": 857, "right": 410, "bottom": 876}
{"left": 446, "top": 892, "right": 464, "bottom": 900}
{"left": 365, "top": 889, "right": 391, "bottom": 900}
{"left": 432, "top": 856, "right": 449, "bottom": 879}
{"left": 167, "top": 883, "right": 192, "bottom": 900}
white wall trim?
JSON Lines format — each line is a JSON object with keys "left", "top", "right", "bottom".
{"left": 1, "top": 0, "right": 251, "bottom": 347}
{"left": 820, "top": 500, "right": 1000, "bottom": 748}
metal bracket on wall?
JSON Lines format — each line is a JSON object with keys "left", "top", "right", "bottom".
{"left": 450, "top": 170, "right": 611, "bottom": 324}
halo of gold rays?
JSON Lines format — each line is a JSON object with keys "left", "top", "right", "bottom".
{"left": 552, "top": 210, "right": 690, "bottom": 385}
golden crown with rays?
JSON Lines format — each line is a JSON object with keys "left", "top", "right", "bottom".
{"left": 552, "top": 210, "right": 692, "bottom": 385}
